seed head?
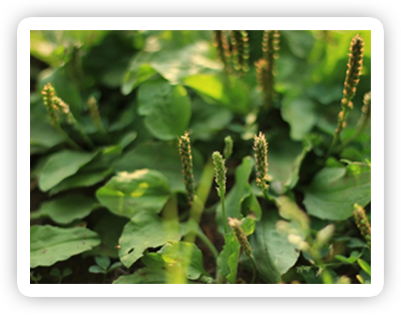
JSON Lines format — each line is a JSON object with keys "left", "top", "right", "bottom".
{"left": 212, "top": 151, "right": 227, "bottom": 198}
{"left": 223, "top": 136, "right": 233, "bottom": 160}
{"left": 362, "top": 91, "right": 371, "bottom": 116}
{"left": 230, "top": 30, "right": 250, "bottom": 74}
{"left": 213, "top": 30, "right": 232, "bottom": 74}
{"left": 341, "top": 35, "right": 364, "bottom": 111}
{"left": 228, "top": 218, "right": 253, "bottom": 258}
{"left": 178, "top": 132, "right": 195, "bottom": 205}
{"left": 87, "top": 96, "right": 102, "bottom": 127}
{"left": 41, "top": 83, "right": 58, "bottom": 125}
{"left": 353, "top": 204, "right": 371, "bottom": 249}
{"left": 253, "top": 132, "right": 269, "bottom": 191}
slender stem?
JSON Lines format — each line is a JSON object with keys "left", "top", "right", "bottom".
{"left": 73, "top": 120, "right": 96, "bottom": 149}
{"left": 220, "top": 194, "right": 228, "bottom": 234}
{"left": 54, "top": 122, "right": 82, "bottom": 150}
{"left": 184, "top": 157, "right": 215, "bottom": 243}
{"left": 250, "top": 256, "right": 257, "bottom": 284}
{"left": 336, "top": 113, "right": 370, "bottom": 153}
{"left": 195, "top": 228, "right": 219, "bottom": 260}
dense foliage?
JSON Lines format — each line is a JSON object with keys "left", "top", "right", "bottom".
{"left": 30, "top": 30, "right": 371, "bottom": 284}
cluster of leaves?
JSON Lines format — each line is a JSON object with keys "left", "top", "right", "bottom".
{"left": 30, "top": 30, "right": 371, "bottom": 284}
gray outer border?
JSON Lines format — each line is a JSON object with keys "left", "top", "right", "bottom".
{"left": 0, "top": 0, "right": 401, "bottom": 314}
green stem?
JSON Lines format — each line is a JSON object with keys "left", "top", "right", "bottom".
{"left": 336, "top": 113, "right": 370, "bottom": 153}
{"left": 184, "top": 158, "right": 215, "bottom": 243}
{"left": 326, "top": 108, "right": 351, "bottom": 158}
{"left": 220, "top": 193, "right": 228, "bottom": 234}
{"left": 54, "top": 122, "right": 82, "bottom": 150}
{"left": 72, "top": 120, "right": 96, "bottom": 149}
{"left": 195, "top": 228, "right": 219, "bottom": 260}
{"left": 250, "top": 256, "right": 257, "bottom": 284}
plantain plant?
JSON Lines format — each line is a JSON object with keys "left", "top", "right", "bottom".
{"left": 30, "top": 30, "right": 371, "bottom": 284}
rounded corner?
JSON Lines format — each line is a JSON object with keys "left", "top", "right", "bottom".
{"left": 367, "top": 17, "right": 384, "bottom": 34}
{"left": 17, "top": 17, "right": 32, "bottom": 31}
{"left": 368, "top": 281, "right": 384, "bottom": 298}
{"left": 17, "top": 278, "right": 33, "bottom": 298}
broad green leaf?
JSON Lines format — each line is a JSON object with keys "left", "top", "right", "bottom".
{"left": 183, "top": 74, "right": 250, "bottom": 114}
{"left": 137, "top": 78, "right": 191, "bottom": 140}
{"left": 268, "top": 137, "right": 312, "bottom": 195}
{"left": 303, "top": 164, "right": 371, "bottom": 220}
{"left": 113, "top": 267, "right": 181, "bottom": 284}
{"left": 83, "top": 210, "right": 129, "bottom": 258}
{"left": 121, "top": 63, "right": 158, "bottom": 95}
{"left": 114, "top": 141, "right": 203, "bottom": 192}
{"left": 95, "top": 256, "right": 110, "bottom": 270}
{"left": 118, "top": 214, "right": 181, "bottom": 267}
{"left": 49, "top": 170, "right": 110, "bottom": 196}
{"left": 96, "top": 169, "right": 171, "bottom": 219}
{"left": 216, "top": 157, "right": 261, "bottom": 233}
{"left": 189, "top": 98, "right": 233, "bottom": 141}
{"left": 39, "top": 150, "right": 97, "bottom": 192}
{"left": 35, "top": 193, "right": 96, "bottom": 225}
{"left": 248, "top": 209, "right": 299, "bottom": 283}
{"left": 30, "top": 119, "right": 64, "bottom": 152}
{"left": 30, "top": 225, "right": 100, "bottom": 268}
{"left": 89, "top": 265, "right": 105, "bottom": 274}
{"left": 217, "top": 232, "right": 240, "bottom": 284}
{"left": 281, "top": 97, "right": 317, "bottom": 141}
{"left": 122, "top": 41, "right": 220, "bottom": 95}
{"left": 157, "top": 242, "right": 209, "bottom": 281}
{"left": 275, "top": 195, "right": 310, "bottom": 238}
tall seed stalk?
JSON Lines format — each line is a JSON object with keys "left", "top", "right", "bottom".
{"left": 327, "top": 35, "right": 364, "bottom": 156}
{"left": 255, "top": 30, "right": 280, "bottom": 110}
{"left": 41, "top": 83, "right": 82, "bottom": 150}
{"left": 212, "top": 151, "right": 229, "bottom": 234}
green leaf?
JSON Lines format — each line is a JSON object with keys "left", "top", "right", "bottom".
{"left": 30, "top": 225, "right": 100, "bottom": 268}
{"left": 49, "top": 268, "right": 61, "bottom": 278}
{"left": 114, "top": 141, "right": 204, "bottom": 192}
{"left": 96, "top": 169, "right": 171, "bottom": 219}
{"left": 121, "top": 63, "right": 158, "bottom": 95}
{"left": 35, "top": 193, "right": 96, "bottom": 225}
{"left": 113, "top": 267, "right": 175, "bottom": 284}
{"left": 83, "top": 210, "right": 129, "bottom": 258}
{"left": 49, "top": 170, "right": 110, "bottom": 196}
{"left": 89, "top": 265, "right": 106, "bottom": 274}
{"left": 95, "top": 256, "right": 110, "bottom": 270}
{"left": 217, "top": 232, "right": 240, "bottom": 284}
{"left": 189, "top": 98, "right": 233, "bottom": 141}
{"left": 137, "top": 78, "right": 191, "bottom": 140}
{"left": 118, "top": 214, "right": 181, "bottom": 268}
{"left": 248, "top": 209, "right": 299, "bottom": 283}
{"left": 122, "top": 41, "right": 220, "bottom": 94}
{"left": 303, "top": 164, "right": 371, "bottom": 220}
{"left": 157, "top": 242, "right": 209, "bottom": 281}
{"left": 357, "top": 259, "right": 371, "bottom": 277}
{"left": 62, "top": 267, "right": 73, "bottom": 277}
{"left": 39, "top": 150, "right": 97, "bottom": 192}
{"left": 281, "top": 97, "right": 317, "bottom": 141}
{"left": 183, "top": 74, "right": 250, "bottom": 114}
{"left": 108, "top": 262, "right": 123, "bottom": 272}
{"left": 216, "top": 157, "right": 261, "bottom": 233}
{"left": 30, "top": 119, "right": 64, "bottom": 152}
{"left": 268, "top": 137, "right": 312, "bottom": 195}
